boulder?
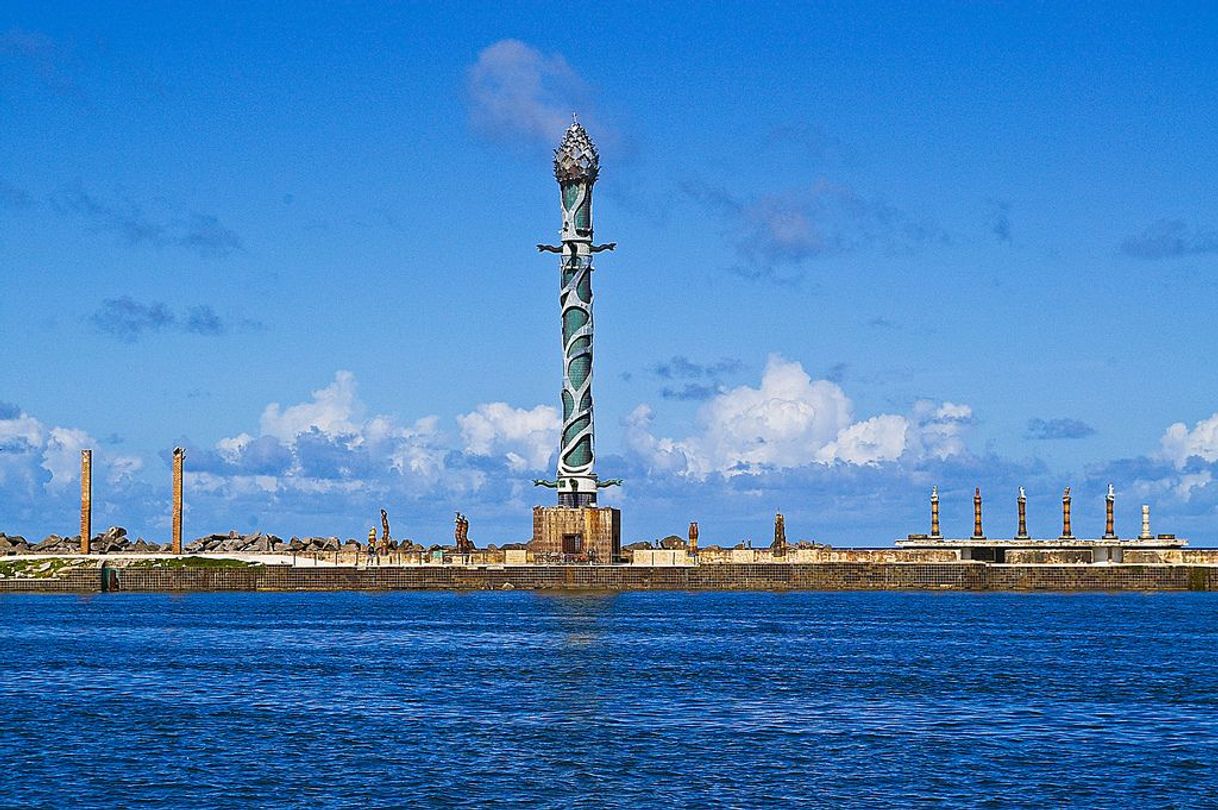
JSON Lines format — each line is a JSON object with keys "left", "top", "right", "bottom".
{"left": 34, "top": 535, "right": 75, "bottom": 553}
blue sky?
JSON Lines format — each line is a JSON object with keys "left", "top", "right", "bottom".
{"left": 3, "top": 2, "right": 1218, "bottom": 546}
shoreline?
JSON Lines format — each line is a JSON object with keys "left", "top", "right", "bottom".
{"left": 3, "top": 558, "right": 1217, "bottom": 593}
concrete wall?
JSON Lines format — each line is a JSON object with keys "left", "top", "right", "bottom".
{"left": 6, "top": 562, "right": 1218, "bottom": 593}
{"left": 689, "top": 547, "right": 959, "bottom": 564}
{"left": 1005, "top": 549, "right": 1094, "bottom": 565}
{"left": 631, "top": 549, "right": 693, "bottom": 566}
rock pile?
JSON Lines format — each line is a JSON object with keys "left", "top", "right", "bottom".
{"left": 0, "top": 527, "right": 167, "bottom": 555}
{"left": 289, "top": 537, "right": 341, "bottom": 553}
{"left": 184, "top": 531, "right": 289, "bottom": 554}
{"left": 0, "top": 534, "right": 30, "bottom": 555}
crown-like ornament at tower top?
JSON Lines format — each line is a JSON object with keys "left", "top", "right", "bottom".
{"left": 553, "top": 117, "right": 599, "bottom": 183}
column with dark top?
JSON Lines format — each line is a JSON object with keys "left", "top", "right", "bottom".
{"left": 1061, "top": 487, "right": 1074, "bottom": 539}
{"left": 973, "top": 488, "right": 984, "bottom": 539}
{"left": 1103, "top": 483, "right": 1116, "bottom": 539}
{"left": 172, "top": 447, "right": 185, "bottom": 554}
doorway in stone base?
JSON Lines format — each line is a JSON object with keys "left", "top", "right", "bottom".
{"left": 562, "top": 533, "right": 583, "bottom": 555}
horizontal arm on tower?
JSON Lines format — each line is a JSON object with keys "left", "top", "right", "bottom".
{"left": 537, "top": 244, "right": 563, "bottom": 253}
{"left": 591, "top": 243, "right": 616, "bottom": 253}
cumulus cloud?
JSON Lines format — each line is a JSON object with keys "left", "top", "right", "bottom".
{"left": 683, "top": 178, "right": 947, "bottom": 284}
{"left": 1121, "top": 219, "right": 1218, "bottom": 260}
{"left": 1026, "top": 417, "right": 1096, "bottom": 441}
{"left": 466, "top": 39, "right": 591, "bottom": 145}
{"left": 0, "top": 404, "right": 142, "bottom": 519}
{"left": 1160, "top": 413, "right": 1218, "bottom": 468}
{"left": 458, "top": 402, "right": 559, "bottom": 471}
{"left": 626, "top": 355, "right": 971, "bottom": 478}
{"left": 50, "top": 185, "right": 242, "bottom": 258}
{"left": 91, "top": 297, "right": 250, "bottom": 342}
{"left": 260, "top": 371, "right": 366, "bottom": 442}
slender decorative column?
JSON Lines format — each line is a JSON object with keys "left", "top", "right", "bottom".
{"left": 688, "top": 521, "right": 699, "bottom": 555}
{"left": 972, "top": 488, "right": 985, "bottom": 539}
{"left": 80, "top": 450, "right": 92, "bottom": 555}
{"left": 171, "top": 447, "right": 185, "bottom": 554}
{"left": 1140, "top": 505, "right": 1152, "bottom": 540}
{"left": 930, "top": 486, "right": 941, "bottom": 538}
{"left": 1016, "top": 486, "right": 1029, "bottom": 539}
{"left": 1104, "top": 483, "right": 1117, "bottom": 539}
{"left": 535, "top": 118, "right": 619, "bottom": 508}
{"left": 1061, "top": 487, "right": 1074, "bottom": 539}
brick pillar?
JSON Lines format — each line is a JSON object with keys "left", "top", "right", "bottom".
{"left": 972, "top": 488, "right": 984, "bottom": 539}
{"left": 172, "top": 447, "right": 185, "bottom": 554}
{"left": 1016, "top": 488, "right": 1028, "bottom": 539}
{"left": 1104, "top": 483, "right": 1116, "bottom": 539}
{"left": 1061, "top": 487, "right": 1074, "bottom": 539}
{"left": 688, "top": 521, "right": 699, "bottom": 555}
{"left": 80, "top": 450, "right": 92, "bottom": 555}
{"left": 930, "top": 486, "right": 940, "bottom": 538}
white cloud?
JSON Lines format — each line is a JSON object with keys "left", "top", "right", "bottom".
{"left": 260, "top": 371, "right": 364, "bottom": 442}
{"left": 1161, "top": 413, "right": 1218, "bottom": 468}
{"left": 458, "top": 402, "right": 559, "bottom": 472}
{"left": 466, "top": 39, "right": 591, "bottom": 144}
{"left": 0, "top": 407, "right": 141, "bottom": 502}
{"left": 907, "top": 400, "right": 974, "bottom": 461}
{"left": 818, "top": 414, "right": 909, "bottom": 465}
{"left": 42, "top": 426, "right": 93, "bottom": 489}
{"left": 626, "top": 355, "right": 973, "bottom": 477}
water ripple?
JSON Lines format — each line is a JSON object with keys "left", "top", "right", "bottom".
{"left": 1, "top": 591, "right": 1217, "bottom": 807}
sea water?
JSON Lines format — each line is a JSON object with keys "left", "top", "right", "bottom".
{"left": 1, "top": 591, "right": 1216, "bottom": 808}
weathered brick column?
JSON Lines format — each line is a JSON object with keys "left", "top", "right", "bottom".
{"left": 1061, "top": 487, "right": 1074, "bottom": 539}
{"left": 972, "top": 488, "right": 984, "bottom": 539}
{"left": 1104, "top": 483, "right": 1117, "bottom": 539}
{"left": 80, "top": 450, "right": 92, "bottom": 554}
{"left": 172, "top": 447, "right": 185, "bottom": 554}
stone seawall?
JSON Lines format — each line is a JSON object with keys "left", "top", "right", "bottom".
{"left": 3, "top": 563, "right": 1218, "bottom": 593}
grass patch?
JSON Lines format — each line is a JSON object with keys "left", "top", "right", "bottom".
{"left": 0, "top": 558, "right": 84, "bottom": 579}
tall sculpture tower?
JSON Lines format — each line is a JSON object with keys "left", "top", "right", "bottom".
{"left": 532, "top": 118, "right": 621, "bottom": 561}
{"left": 536, "top": 117, "right": 618, "bottom": 507}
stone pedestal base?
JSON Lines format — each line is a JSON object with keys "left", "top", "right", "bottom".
{"left": 532, "top": 506, "right": 621, "bottom": 563}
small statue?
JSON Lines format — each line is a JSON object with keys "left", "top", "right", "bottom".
{"left": 455, "top": 512, "right": 474, "bottom": 553}
{"left": 772, "top": 512, "right": 787, "bottom": 556}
